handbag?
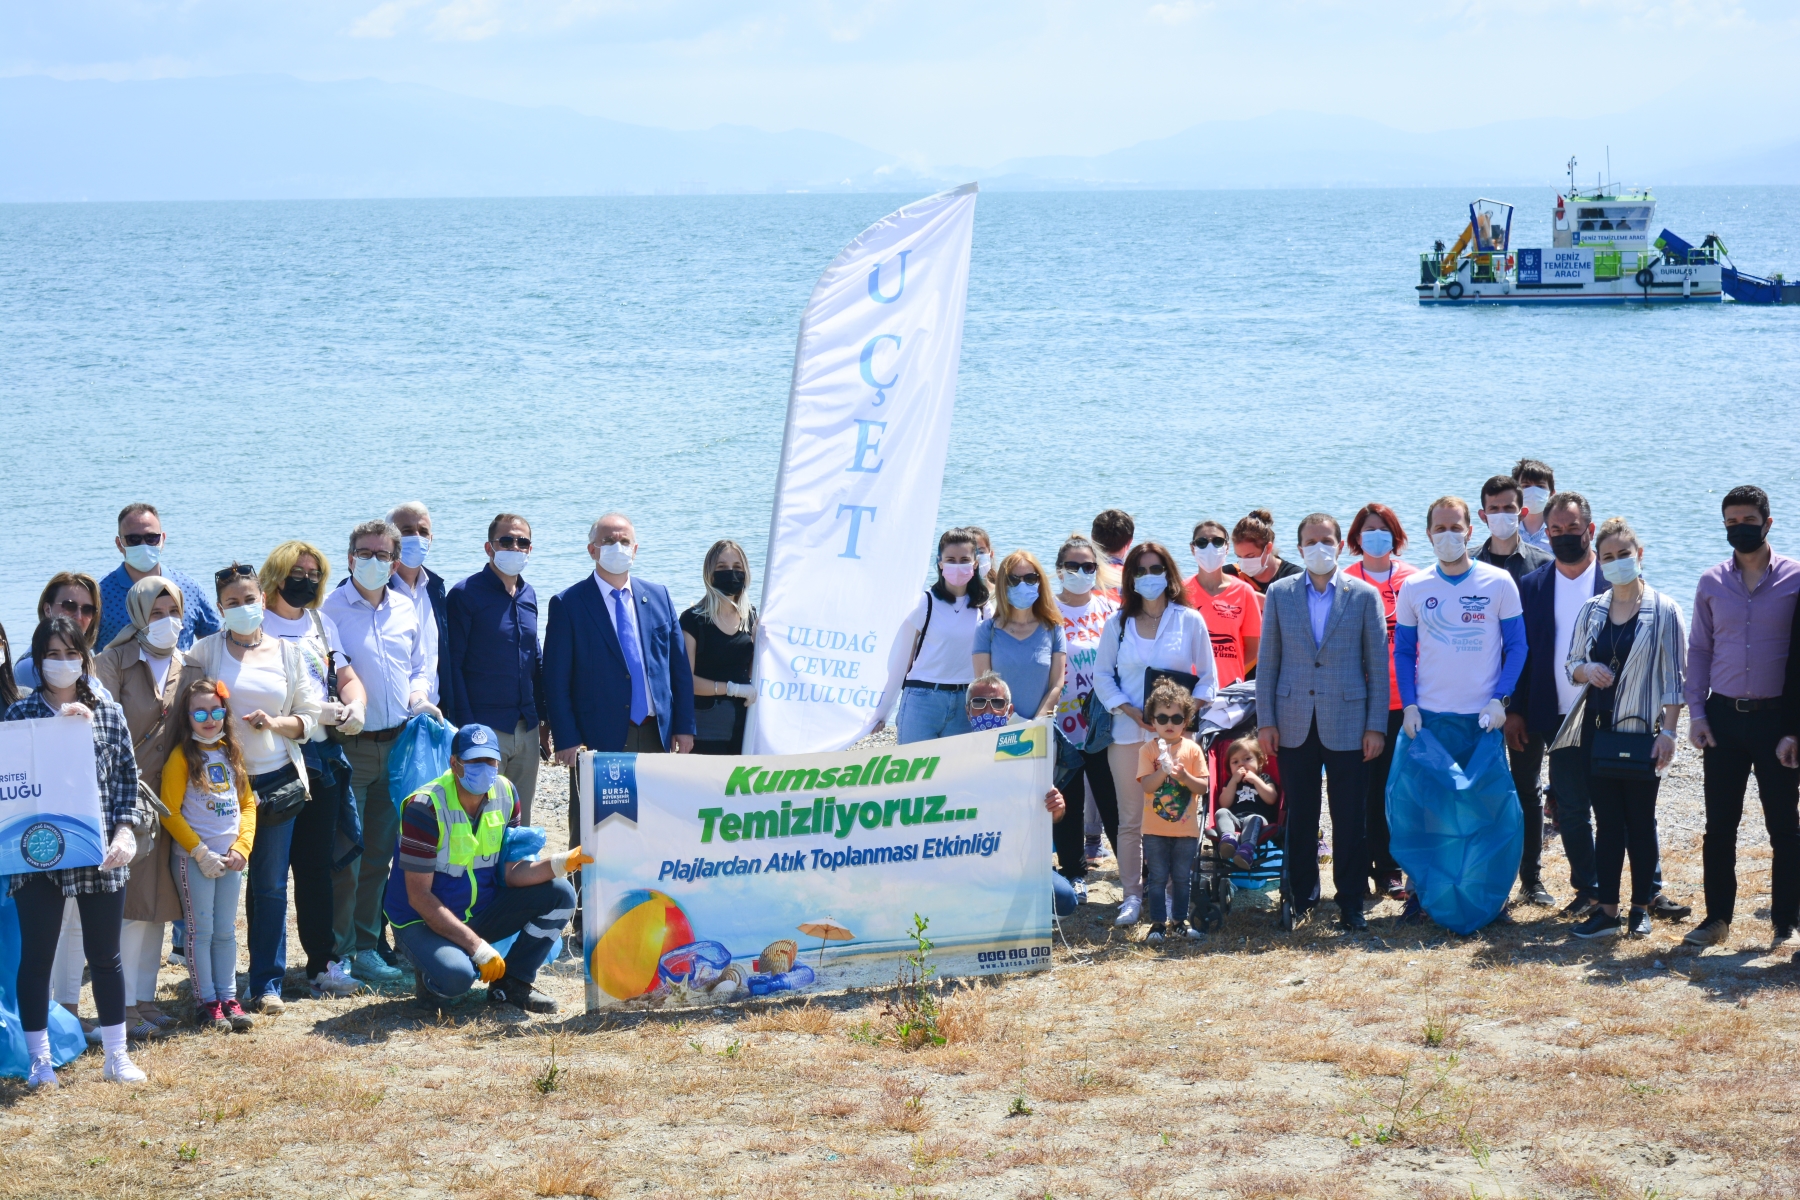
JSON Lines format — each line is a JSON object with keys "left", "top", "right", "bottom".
{"left": 252, "top": 764, "right": 310, "bottom": 827}
{"left": 1589, "top": 714, "right": 1658, "bottom": 781}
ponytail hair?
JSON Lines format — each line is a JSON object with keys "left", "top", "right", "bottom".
{"left": 1232, "top": 509, "right": 1276, "bottom": 550}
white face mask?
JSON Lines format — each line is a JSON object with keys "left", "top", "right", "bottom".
{"left": 353, "top": 556, "right": 393, "bottom": 591}
{"left": 977, "top": 552, "right": 993, "bottom": 575}
{"left": 1193, "top": 545, "right": 1229, "bottom": 573}
{"left": 1235, "top": 551, "right": 1266, "bottom": 574}
{"left": 1300, "top": 542, "right": 1339, "bottom": 574}
{"left": 1430, "top": 530, "right": 1468, "bottom": 563}
{"left": 493, "top": 549, "right": 529, "bottom": 577}
{"left": 144, "top": 615, "right": 181, "bottom": 650}
{"left": 597, "top": 542, "right": 635, "bottom": 576}
{"left": 1484, "top": 511, "right": 1520, "bottom": 540}
{"left": 1522, "top": 486, "right": 1551, "bottom": 513}
{"left": 40, "top": 658, "right": 83, "bottom": 690}
{"left": 1059, "top": 569, "right": 1095, "bottom": 595}
{"left": 123, "top": 542, "right": 161, "bottom": 572}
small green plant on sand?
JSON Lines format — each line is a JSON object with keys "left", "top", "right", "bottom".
{"left": 882, "top": 913, "right": 945, "bottom": 1049}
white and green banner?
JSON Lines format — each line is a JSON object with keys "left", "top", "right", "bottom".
{"left": 579, "top": 721, "right": 1054, "bottom": 1011}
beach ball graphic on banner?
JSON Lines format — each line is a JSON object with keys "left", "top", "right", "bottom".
{"left": 590, "top": 889, "right": 694, "bottom": 999}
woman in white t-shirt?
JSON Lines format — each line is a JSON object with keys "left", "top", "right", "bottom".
{"left": 880, "top": 528, "right": 994, "bottom": 745}
{"left": 258, "top": 541, "right": 368, "bottom": 1001}
{"left": 1050, "top": 534, "right": 1120, "bottom": 902}
{"left": 1093, "top": 541, "right": 1218, "bottom": 927}
{"left": 186, "top": 563, "right": 322, "bottom": 1013}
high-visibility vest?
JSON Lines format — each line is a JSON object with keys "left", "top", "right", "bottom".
{"left": 383, "top": 770, "right": 517, "bottom": 929}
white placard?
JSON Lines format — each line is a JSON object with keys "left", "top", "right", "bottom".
{"left": 0, "top": 716, "right": 105, "bottom": 873}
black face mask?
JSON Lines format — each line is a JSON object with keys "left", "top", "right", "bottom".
{"left": 1726, "top": 522, "right": 1767, "bottom": 553}
{"left": 1549, "top": 533, "right": 1589, "bottom": 564}
{"left": 280, "top": 577, "right": 320, "bottom": 608}
{"left": 711, "top": 569, "right": 746, "bottom": 597}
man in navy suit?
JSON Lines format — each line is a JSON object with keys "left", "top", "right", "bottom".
{"left": 1507, "top": 491, "right": 1684, "bottom": 922}
{"left": 545, "top": 512, "right": 696, "bottom": 857}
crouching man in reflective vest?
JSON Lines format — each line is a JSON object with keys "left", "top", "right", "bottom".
{"left": 384, "top": 723, "right": 591, "bottom": 1012}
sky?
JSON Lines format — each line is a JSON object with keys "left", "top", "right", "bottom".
{"left": 6, "top": 1, "right": 1798, "bottom": 166}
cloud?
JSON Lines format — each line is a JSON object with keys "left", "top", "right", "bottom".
{"left": 1146, "top": 1, "right": 1208, "bottom": 24}
{"left": 350, "top": 0, "right": 428, "bottom": 38}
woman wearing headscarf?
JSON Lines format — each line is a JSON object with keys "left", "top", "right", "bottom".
{"left": 95, "top": 576, "right": 201, "bottom": 1038}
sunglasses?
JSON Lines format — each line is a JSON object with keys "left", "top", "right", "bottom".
{"left": 1131, "top": 564, "right": 1168, "bottom": 578}
{"left": 495, "top": 536, "right": 533, "bottom": 550}
{"left": 968, "top": 696, "right": 1009, "bottom": 712}
{"left": 53, "top": 599, "right": 98, "bottom": 618}
{"left": 191, "top": 707, "right": 227, "bottom": 723}
{"left": 1006, "top": 572, "right": 1041, "bottom": 586}
{"left": 214, "top": 563, "right": 255, "bottom": 583}
{"left": 1193, "top": 536, "right": 1226, "bottom": 549}
{"left": 1057, "top": 562, "right": 1097, "bottom": 575}
{"left": 1150, "top": 711, "right": 1186, "bottom": 726}
{"left": 122, "top": 533, "right": 164, "bottom": 547}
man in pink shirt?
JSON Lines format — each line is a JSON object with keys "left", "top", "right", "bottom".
{"left": 1683, "top": 485, "right": 1800, "bottom": 951}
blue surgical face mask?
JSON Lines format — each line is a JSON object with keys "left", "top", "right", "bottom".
{"left": 969, "top": 711, "right": 1009, "bottom": 732}
{"left": 221, "top": 602, "right": 264, "bottom": 635}
{"left": 353, "top": 556, "right": 392, "bottom": 591}
{"left": 1007, "top": 582, "right": 1039, "bottom": 608}
{"left": 1601, "top": 555, "right": 1641, "bottom": 585}
{"left": 458, "top": 760, "right": 499, "bottom": 795}
{"left": 399, "top": 535, "right": 431, "bottom": 568}
{"left": 1359, "top": 530, "right": 1394, "bottom": 558}
{"left": 123, "top": 542, "right": 161, "bottom": 573}
{"left": 1133, "top": 572, "right": 1168, "bottom": 600}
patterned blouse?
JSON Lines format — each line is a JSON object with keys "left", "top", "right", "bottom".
{"left": 3, "top": 691, "right": 147, "bottom": 896}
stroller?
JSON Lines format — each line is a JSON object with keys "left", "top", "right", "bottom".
{"left": 1188, "top": 680, "right": 1294, "bottom": 933}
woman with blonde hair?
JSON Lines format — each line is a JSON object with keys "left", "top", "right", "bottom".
{"left": 973, "top": 550, "right": 1068, "bottom": 723}
{"left": 681, "top": 539, "right": 757, "bottom": 755}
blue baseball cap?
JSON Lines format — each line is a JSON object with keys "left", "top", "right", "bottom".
{"left": 451, "top": 723, "right": 502, "bottom": 763}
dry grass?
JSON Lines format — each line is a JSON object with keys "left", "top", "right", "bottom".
{"left": 7, "top": 740, "right": 1798, "bottom": 1198}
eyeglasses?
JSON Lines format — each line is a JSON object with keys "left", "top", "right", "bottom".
{"left": 1192, "top": 536, "right": 1226, "bottom": 549}
{"left": 122, "top": 533, "right": 163, "bottom": 547}
{"left": 287, "top": 569, "right": 322, "bottom": 583}
{"left": 191, "top": 707, "right": 228, "bottom": 723}
{"left": 352, "top": 549, "right": 397, "bottom": 563}
{"left": 214, "top": 563, "right": 255, "bottom": 583}
{"left": 1006, "top": 572, "right": 1041, "bottom": 586}
{"left": 1150, "top": 711, "right": 1187, "bottom": 726}
{"left": 495, "top": 536, "right": 533, "bottom": 550}
{"left": 1057, "top": 562, "right": 1097, "bottom": 575}
{"left": 52, "top": 599, "right": 98, "bottom": 618}
{"left": 967, "top": 695, "right": 1009, "bottom": 712}
{"left": 1131, "top": 564, "right": 1168, "bottom": 578}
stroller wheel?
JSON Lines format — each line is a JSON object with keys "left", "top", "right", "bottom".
{"left": 1219, "top": 877, "right": 1234, "bottom": 913}
{"left": 1278, "top": 898, "right": 1296, "bottom": 932}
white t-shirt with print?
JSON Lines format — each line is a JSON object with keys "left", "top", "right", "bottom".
{"left": 1394, "top": 562, "right": 1522, "bottom": 716}
{"left": 182, "top": 748, "right": 243, "bottom": 855}
{"left": 1055, "top": 594, "right": 1119, "bottom": 744}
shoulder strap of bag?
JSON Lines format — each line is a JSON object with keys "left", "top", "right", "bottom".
{"left": 308, "top": 609, "right": 341, "bottom": 701}
{"left": 905, "top": 590, "right": 935, "bottom": 676}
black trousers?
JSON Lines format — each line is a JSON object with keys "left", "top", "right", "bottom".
{"left": 14, "top": 878, "right": 125, "bottom": 1031}
{"left": 1278, "top": 719, "right": 1367, "bottom": 914}
{"left": 1701, "top": 697, "right": 1800, "bottom": 928}
{"left": 1583, "top": 720, "right": 1662, "bottom": 907}
{"left": 290, "top": 766, "right": 345, "bottom": 978}
{"left": 1507, "top": 731, "right": 1547, "bottom": 887}
{"left": 1364, "top": 708, "right": 1405, "bottom": 885}
{"left": 1054, "top": 747, "right": 1117, "bottom": 882}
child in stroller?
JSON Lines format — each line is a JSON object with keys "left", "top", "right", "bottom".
{"left": 1190, "top": 681, "right": 1293, "bottom": 932}
{"left": 1215, "top": 737, "right": 1281, "bottom": 869}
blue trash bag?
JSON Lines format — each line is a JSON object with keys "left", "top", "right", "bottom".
{"left": 387, "top": 715, "right": 454, "bottom": 814}
{"left": 500, "top": 826, "right": 547, "bottom": 864}
{"left": 1385, "top": 710, "right": 1524, "bottom": 935}
{"left": 0, "top": 891, "right": 87, "bottom": 1077}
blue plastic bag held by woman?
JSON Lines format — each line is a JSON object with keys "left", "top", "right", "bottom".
{"left": 1385, "top": 711, "right": 1523, "bottom": 934}
{"left": 0, "top": 891, "right": 86, "bottom": 1077}
{"left": 388, "top": 714, "right": 454, "bottom": 813}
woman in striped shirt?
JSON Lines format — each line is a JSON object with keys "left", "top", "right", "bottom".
{"left": 1553, "top": 517, "right": 1687, "bottom": 940}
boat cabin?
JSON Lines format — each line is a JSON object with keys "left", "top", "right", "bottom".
{"left": 1554, "top": 189, "right": 1654, "bottom": 251}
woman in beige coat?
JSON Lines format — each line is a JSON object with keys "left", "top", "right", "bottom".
{"left": 96, "top": 576, "right": 201, "bottom": 1038}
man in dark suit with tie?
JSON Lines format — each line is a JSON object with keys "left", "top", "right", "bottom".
{"left": 544, "top": 512, "right": 697, "bottom": 861}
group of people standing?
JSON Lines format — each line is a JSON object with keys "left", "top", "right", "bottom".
{"left": 5, "top": 466, "right": 1797, "bottom": 1089}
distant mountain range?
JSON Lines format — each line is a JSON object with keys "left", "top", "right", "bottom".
{"left": 2, "top": 74, "right": 1794, "bottom": 202}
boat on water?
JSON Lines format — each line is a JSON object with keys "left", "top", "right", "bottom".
{"left": 1417, "top": 188, "right": 1725, "bottom": 306}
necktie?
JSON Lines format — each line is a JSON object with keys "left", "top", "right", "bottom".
{"left": 614, "top": 586, "right": 650, "bottom": 726}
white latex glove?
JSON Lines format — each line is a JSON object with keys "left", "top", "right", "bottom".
{"left": 317, "top": 699, "right": 346, "bottom": 727}
{"left": 1477, "top": 698, "right": 1507, "bottom": 731}
{"left": 191, "top": 845, "right": 227, "bottom": 879}
{"left": 338, "top": 700, "right": 366, "bottom": 736}
{"left": 726, "top": 681, "right": 757, "bottom": 704}
{"left": 408, "top": 694, "right": 443, "bottom": 720}
{"left": 100, "top": 827, "right": 137, "bottom": 870}
{"left": 1402, "top": 705, "right": 1423, "bottom": 738}
{"left": 59, "top": 702, "right": 94, "bottom": 722}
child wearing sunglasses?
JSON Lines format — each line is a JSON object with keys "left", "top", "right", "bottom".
{"left": 1134, "top": 679, "right": 1208, "bottom": 944}
{"left": 160, "top": 677, "right": 258, "bottom": 1032}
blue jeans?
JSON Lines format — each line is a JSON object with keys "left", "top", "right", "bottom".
{"left": 1143, "top": 834, "right": 1198, "bottom": 924}
{"left": 1051, "top": 870, "right": 1078, "bottom": 917}
{"left": 896, "top": 685, "right": 969, "bottom": 745}
{"left": 243, "top": 809, "right": 295, "bottom": 999}
{"left": 395, "top": 877, "right": 576, "bottom": 999}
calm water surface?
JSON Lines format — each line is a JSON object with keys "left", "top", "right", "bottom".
{"left": 3, "top": 187, "right": 1797, "bottom": 637}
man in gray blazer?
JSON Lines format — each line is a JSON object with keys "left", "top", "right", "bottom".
{"left": 1256, "top": 513, "right": 1392, "bottom": 931}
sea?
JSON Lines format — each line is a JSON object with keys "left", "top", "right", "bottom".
{"left": 2, "top": 187, "right": 1797, "bottom": 640}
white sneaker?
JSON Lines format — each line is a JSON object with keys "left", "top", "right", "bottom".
{"left": 103, "top": 1051, "right": 147, "bottom": 1084}
{"left": 1114, "top": 895, "right": 1142, "bottom": 927}
{"left": 1072, "top": 879, "right": 1088, "bottom": 905}
{"left": 349, "top": 949, "right": 403, "bottom": 983}
{"left": 1185, "top": 924, "right": 1205, "bottom": 941}
{"left": 26, "top": 1056, "right": 58, "bottom": 1091}
{"left": 311, "top": 960, "right": 361, "bottom": 998}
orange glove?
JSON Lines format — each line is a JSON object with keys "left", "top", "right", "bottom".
{"left": 548, "top": 846, "right": 595, "bottom": 879}
{"left": 471, "top": 940, "right": 506, "bottom": 984}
